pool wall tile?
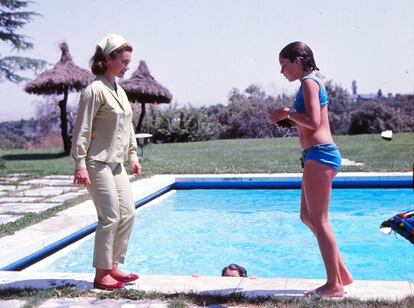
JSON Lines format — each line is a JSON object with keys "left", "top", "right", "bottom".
{"left": 172, "top": 172, "right": 413, "bottom": 188}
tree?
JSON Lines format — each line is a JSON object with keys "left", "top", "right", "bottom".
{"left": 324, "top": 80, "right": 352, "bottom": 134}
{"left": 377, "top": 88, "right": 383, "bottom": 97}
{"left": 217, "top": 85, "right": 296, "bottom": 139}
{"left": 351, "top": 80, "right": 357, "bottom": 95}
{"left": 0, "top": 0, "right": 46, "bottom": 83}
{"left": 34, "top": 96, "right": 61, "bottom": 135}
{"left": 140, "top": 103, "right": 218, "bottom": 143}
{"left": 348, "top": 101, "right": 402, "bottom": 134}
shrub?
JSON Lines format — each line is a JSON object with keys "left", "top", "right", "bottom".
{"left": 324, "top": 80, "right": 352, "bottom": 134}
{"left": 0, "top": 133, "right": 27, "bottom": 149}
{"left": 348, "top": 101, "right": 403, "bottom": 134}
{"left": 217, "top": 85, "right": 296, "bottom": 139}
{"left": 139, "top": 104, "right": 218, "bottom": 143}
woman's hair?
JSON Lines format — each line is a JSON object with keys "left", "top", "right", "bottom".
{"left": 90, "top": 43, "right": 133, "bottom": 75}
{"left": 279, "top": 41, "right": 319, "bottom": 71}
{"left": 221, "top": 263, "right": 247, "bottom": 277}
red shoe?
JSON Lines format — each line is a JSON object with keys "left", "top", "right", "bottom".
{"left": 110, "top": 273, "right": 139, "bottom": 283}
{"left": 93, "top": 280, "right": 125, "bottom": 290}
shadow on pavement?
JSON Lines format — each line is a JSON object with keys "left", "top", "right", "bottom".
{"left": 2, "top": 153, "right": 68, "bottom": 161}
{"left": 0, "top": 278, "right": 91, "bottom": 291}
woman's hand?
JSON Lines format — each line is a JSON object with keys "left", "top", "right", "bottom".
{"left": 267, "top": 107, "right": 290, "bottom": 125}
{"left": 131, "top": 161, "right": 142, "bottom": 176}
{"left": 73, "top": 169, "right": 91, "bottom": 186}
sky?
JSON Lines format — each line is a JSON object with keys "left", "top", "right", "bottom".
{"left": 0, "top": 0, "right": 413, "bottom": 121}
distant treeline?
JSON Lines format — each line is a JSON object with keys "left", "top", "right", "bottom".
{"left": 0, "top": 81, "right": 413, "bottom": 149}
{"left": 0, "top": 118, "right": 40, "bottom": 149}
{"left": 140, "top": 82, "right": 413, "bottom": 143}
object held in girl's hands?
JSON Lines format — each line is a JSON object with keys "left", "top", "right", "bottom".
{"left": 276, "top": 118, "right": 293, "bottom": 128}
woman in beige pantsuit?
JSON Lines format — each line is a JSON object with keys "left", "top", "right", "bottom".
{"left": 71, "top": 33, "right": 142, "bottom": 291}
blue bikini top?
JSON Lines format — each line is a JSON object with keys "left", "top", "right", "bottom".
{"left": 293, "top": 75, "right": 329, "bottom": 113}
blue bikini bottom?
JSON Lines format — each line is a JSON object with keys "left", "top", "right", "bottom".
{"left": 300, "top": 143, "right": 342, "bottom": 172}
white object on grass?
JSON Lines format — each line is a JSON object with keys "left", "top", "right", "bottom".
{"left": 381, "top": 130, "right": 393, "bottom": 141}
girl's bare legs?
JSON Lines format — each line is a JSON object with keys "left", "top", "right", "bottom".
{"left": 300, "top": 160, "right": 352, "bottom": 297}
{"left": 300, "top": 183, "right": 353, "bottom": 286}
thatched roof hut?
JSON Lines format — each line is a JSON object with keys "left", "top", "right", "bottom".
{"left": 24, "top": 42, "right": 94, "bottom": 95}
{"left": 24, "top": 42, "right": 94, "bottom": 154}
{"left": 120, "top": 61, "right": 172, "bottom": 133}
{"left": 121, "top": 60, "right": 172, "bottom": 103}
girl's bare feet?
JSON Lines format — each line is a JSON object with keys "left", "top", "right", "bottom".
{"left": 339, "top": 264, "right": 353, "bottom": 286}
{"left": 341, "top": 275, "right": 353, "bottom": 286}
{"left": 305, "top": 283, "right": 344, "bottom": 298}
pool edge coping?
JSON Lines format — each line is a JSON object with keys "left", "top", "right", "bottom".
{"left": 0, "top": 271, "right": 412, "bottom": 301}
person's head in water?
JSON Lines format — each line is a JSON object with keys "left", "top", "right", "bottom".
{"left": 221, "top": 264, "right": 247, "bottom": 277}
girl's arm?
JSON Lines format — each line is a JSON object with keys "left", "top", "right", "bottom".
{"left": 288, "top": 79, "right": 321, "bottom": 130}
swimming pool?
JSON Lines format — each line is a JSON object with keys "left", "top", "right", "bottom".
{"left": 32, "top": 188, "right": 414, "bottom": 282}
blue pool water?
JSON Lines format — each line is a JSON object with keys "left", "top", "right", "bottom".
{"left": 37, "top": 188, "right": 414, "bottom": 281}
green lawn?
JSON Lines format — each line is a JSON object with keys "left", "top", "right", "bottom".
{"left": 0, "top": 133, "right": 412, "bottom": 178}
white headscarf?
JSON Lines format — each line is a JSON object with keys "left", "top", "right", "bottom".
{"left": 97, "top": 33, "right": 128, "bottom": 56}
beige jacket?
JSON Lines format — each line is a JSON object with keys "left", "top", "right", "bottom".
{"left": 71, "top": 75, "right": 138, "bottom": 170}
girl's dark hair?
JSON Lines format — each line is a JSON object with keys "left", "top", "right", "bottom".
{"left": 279, "top": 41, "right": 319, "bottom": 71}
{"left": 90, "top": 43, "right": 133, "bottom": 75}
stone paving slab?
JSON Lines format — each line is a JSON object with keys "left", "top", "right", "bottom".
{"left": 45, "top": 191, "right": 88, "bottom": 203}
{"left": 0, "top": 202, "right": 61, "bottom": 214}
{"left": 0, "top": 300, "right": 25, "bottom": 308}
{"left": 0, "top": 196, "right": 43, "bottom": 203}
{"left": 14, "top": 186, "right": 77, "bottom": 197}
{"left": 43, "top": 175, "right": 74, "bottom": 180}
{"left": 38, "top": 298, "right": 171, "bottom": 308}
{"left": 0, "top": 185, "right": 31, "bottom": 192}
{"left": 0, "top": 173, "right": 30, "bottom": 184}
{"left": 0, "top": 177, "right": 21, "bottom": 184}
{"left": 0, "top": 214, "right": 23, "bottom": 224}
{"left": 5, "top": 173, "right": 31, "bottom": 178}
{"left": 19, "top": 178, "right": 75, "bottom": 186}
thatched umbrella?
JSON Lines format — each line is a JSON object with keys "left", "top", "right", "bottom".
{"left": 120, "top": 60, "right": 172, "bottom": 133}
{"left": 24, "top": 42, "right": 94, "bottom": 154}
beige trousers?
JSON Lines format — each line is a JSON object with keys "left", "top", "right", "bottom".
{"left": 86, "top": 160, "right": 135, "bottom": 269}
